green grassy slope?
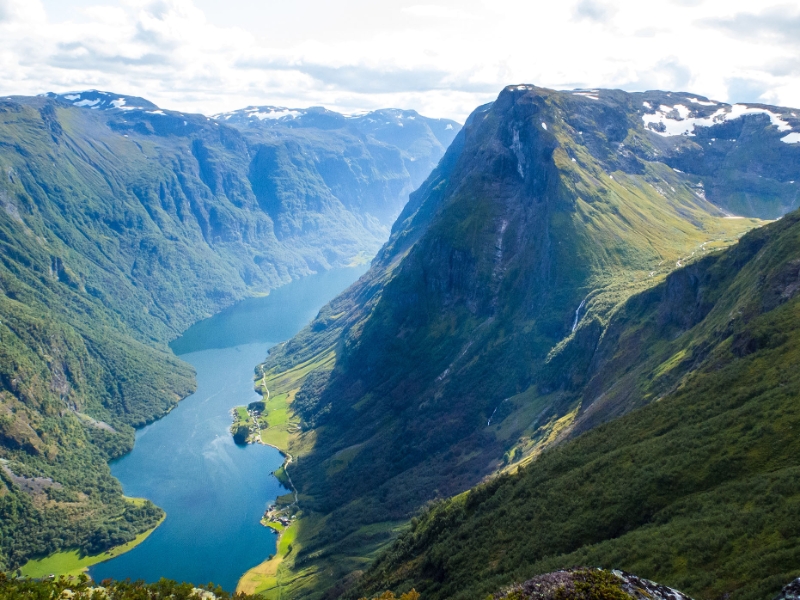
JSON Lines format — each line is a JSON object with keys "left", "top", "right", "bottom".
{"left": 350, "top": 209, "right": 800, "bottom": 600}
{"left": 0, "top": 93, "right": 456, "bottom": 571}
{"left": 250, "top": 85, "right": 787, "bottom": 598}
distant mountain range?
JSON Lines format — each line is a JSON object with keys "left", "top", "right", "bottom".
{"left": 0, "top": 89, "right": 458, "bottom": 570}
{"left": 247, "top": 84, "right": 800, "bottom": 600}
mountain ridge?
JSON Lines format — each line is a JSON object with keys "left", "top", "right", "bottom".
{"left": 237, "top": 83, "right": 795, "bottom": 598}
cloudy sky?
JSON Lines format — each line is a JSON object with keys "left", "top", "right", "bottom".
{"left": 1, "top": 0, "right": 799, "bottom": 120}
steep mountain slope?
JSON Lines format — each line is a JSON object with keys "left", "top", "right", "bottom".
{"left": 350, "top": 208, "right": 800, "bottom": 600}
{"left": 0, "top": 91, "right": 458, "bottom": 570}
{"left": 240, "top": 84, "right": 800, "bottom": 597}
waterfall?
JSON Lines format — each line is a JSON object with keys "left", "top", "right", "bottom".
{"left": 572, "top": 298, "right": 587, "bottom": 333}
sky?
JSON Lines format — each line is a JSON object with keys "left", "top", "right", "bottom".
{"left": 1, "top": 0, "right": 800, "bottom": 120}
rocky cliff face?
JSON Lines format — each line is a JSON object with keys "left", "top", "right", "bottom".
{"left": 253, "top": 84, "right": 800, "bottom": 598}
{"left": 775, "top": 579, "right": 800, "bottom": 600}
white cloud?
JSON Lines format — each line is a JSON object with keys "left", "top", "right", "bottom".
{"left": 1, "top": 0, "right": 798, "bottom": 120}
{"left": 403, "top": 4, "right": 477, "bottom": 20}
{"left": 573, "top": 0, "right": 617, "bottom": 23}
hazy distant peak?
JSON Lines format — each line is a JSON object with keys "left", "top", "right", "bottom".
{"left": 212, "top": 105, "right": 307, "bottom": 122}
{"left": 45, "top": 90, "right": 158, "bottom": 112}
{"left": 213, "top": 104, "right": 460, "bottom": 132}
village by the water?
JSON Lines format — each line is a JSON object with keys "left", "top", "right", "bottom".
{"left": 230, "top": 401, "right": 298, "bottom": 534}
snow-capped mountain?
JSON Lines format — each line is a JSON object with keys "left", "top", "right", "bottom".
{"left": 632, "top": 90, "right": 800, "bottom": 144}
{"left": 45, "top": 90, "right": 158, "bottom": 111}
{"left": 213, "top": 105, "right": 459, "bottom": 150}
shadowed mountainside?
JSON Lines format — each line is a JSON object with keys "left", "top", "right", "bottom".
{"left": 351, "top": 207, "right": 800, "bottom": 600}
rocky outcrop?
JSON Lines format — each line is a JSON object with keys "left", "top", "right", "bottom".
{"left": 775, "top": 578, "right": 800, "bottom": 600}
{"left": 494, "top": 570, "right": 692, "bottom": 600}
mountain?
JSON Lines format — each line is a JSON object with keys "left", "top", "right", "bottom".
{"left": 238, "top": 84, "right": 800, "bottom": 597}
{"left": 213, "top": 105, "right": 459, "bottom": 224}
{"left": 350, "top": 208, "right": 800, "bottom": 600}
{"left": 44, "top": 90, "right": 159, "bottom": 112}
{"left": 635, "top": 92, "right": 800, "bottom": 218}
{"left": 0, "top": 91, "right": 459, "bottom": 570}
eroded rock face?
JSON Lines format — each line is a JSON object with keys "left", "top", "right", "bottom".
{"left": 493, "top": 569, "right": 692, "bottom": 600}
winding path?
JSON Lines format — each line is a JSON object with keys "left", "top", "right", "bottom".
{"left": 256, "top": 366, "right": 297, "bottom": 507}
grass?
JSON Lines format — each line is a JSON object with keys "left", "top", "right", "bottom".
{"left": 237, "top": 520, "right": 300, "bottom": 598}
{"left": 233, "top": 350, "right": 340, "bottom": 596}
{"left": 20, "top": 510, "right": 165, "bottom": 579}
{"left": 259, "top": 392, "right": 294, "bottom": 449}
{"left": 243, "top": 349, "right": 336, "bottom": 452}
{"left": 263, "top": 521, "right": 285, "bottom": 533}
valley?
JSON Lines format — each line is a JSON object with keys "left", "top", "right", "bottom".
{"left": 87, "top": 267, "right": 366, "bottom": 589}
{"left": 3, "top": 82, "right": 800, "bottom": 600}
{"left": 0, "top": 91, "right": 456, "bottom": 574}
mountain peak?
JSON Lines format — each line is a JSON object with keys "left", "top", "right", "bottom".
{"left": 212, "top": 104, "right": 459, "bottom": 135}
{"left": 45, "top": 90, "right": 159, "bottom": 111}
{"left": 212, "top": 105, "right": 307, "bottom": 123}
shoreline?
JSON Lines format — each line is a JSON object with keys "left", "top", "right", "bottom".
{"left": 20, "top": 506, "right": 166, "bottom": 580}
{"left": 234, "top": 367, "right": 303, "bottom": 597}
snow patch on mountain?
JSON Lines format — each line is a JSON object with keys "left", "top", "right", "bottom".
{"left": 782, "top": 132, "right": 800, "bottom": 144}
{"left": 247, "top": 108, "right": 303, "bottom": 121}
{"left": 74, "top": 99, "right": 101, "bottom": 108}
{"left": 643, "top": 102, "right": 795, "bottom": 137}
{"left": 687, "top": 97, "right": 717, "bottom": 106}
{"left": 46, "top": 90, "right": 156, "bottom": 111}
{"left": 213, "top": 106, "right": 305, "bottom": 122}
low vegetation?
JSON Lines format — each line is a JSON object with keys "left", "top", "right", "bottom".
{"left": 0, "top": 572, "right": 256, "bottom": 599}
{"left": 19, "top": 510, "right": 164, "bottom": 579}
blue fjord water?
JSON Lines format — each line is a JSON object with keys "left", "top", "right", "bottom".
{"left": 90, "top": 266, "right": 367, "bottom": 590}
